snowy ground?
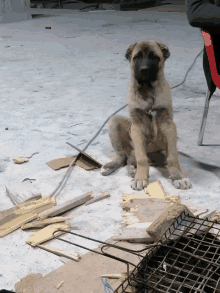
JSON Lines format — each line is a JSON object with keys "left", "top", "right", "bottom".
{"left": 1, "top": 6, "right": 220, "bottom": 291}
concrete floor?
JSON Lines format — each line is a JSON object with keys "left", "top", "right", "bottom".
{"left": 1, "top": 4, "right": 220, "bottom": 291}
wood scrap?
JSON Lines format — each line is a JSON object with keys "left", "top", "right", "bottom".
{"left": 13, "top": 157, "right": 29, "bottom": 164}
{"left": 112, "top": 228, "right": 153, "bottom": 243}
{"left": 165, "top": 195, "right": 181, "bottom": 204}
{"left": 37, "top": 244, "right": 81, "bottom": 262}
{"left": 27, "top": 223, "right": 70, "bottom": 247}
{"left": 56, "top": 281, "right": 64, "bottom": 289}
{"left": 21, "top": 216, "right": 72, "bottom": 230}
{"left": 85, "top": 192, "right": 110, "bottom": 206}
{"left": 0, "top": 196, "right": 56, "bottom": 237}
{"left": 146, "top": 203, "right": 194, "bottom": 242}
{"left": 37, "top": 191, "right": 93, "bottom": 220}
{"left": 127, "top": 222, "right": 152, "bottom": 229}
{"left": 101, "top": 273, "right": 127, "bottom": 280}
{"left": 144, "top": 180, "right": 167, "bottom": 198}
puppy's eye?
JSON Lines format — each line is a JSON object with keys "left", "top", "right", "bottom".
{"left": 149, "top": 52, "right": 159, "bottom": 60}
{"left": 134, "top": 55, "right": 140, "bottom": 60}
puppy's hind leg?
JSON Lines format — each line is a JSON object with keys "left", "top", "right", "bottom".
{"left": 101, "top": 116, "right": 131, "bottom": 176}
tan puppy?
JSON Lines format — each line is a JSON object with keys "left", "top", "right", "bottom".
{"left": 101, "top": 40, "right": 191, "bottom": 190}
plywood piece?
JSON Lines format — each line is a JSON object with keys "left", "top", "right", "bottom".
{"left": 119, "top": 196, "right": 172, "bottom": 243}
{"left": 144, "top": 180, "right": 167, "bottom": 198}
{"left": 38, "top": 244, "right": 81, "bottom": 262}
{"left": 21, "top": 216, "right": 72, "bottom": 230}
{"left": 85, "top": 191, "right": 110, "bottom": 206}
{"left": 122, "top": 197, "right": 171, "bottom": 225}
{"left": 26, "top": 223, "right": 70, "bottom": 247}
{"left": 147, "top": 203, "right": 194, "bottom": 241}
{"left": 0, "top": 196, "right": 56, "bottom": 237}
{"left": 38, "top": 191, "right": 93, "bottom": 220}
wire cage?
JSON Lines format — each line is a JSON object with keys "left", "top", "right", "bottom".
{"left": 53, "top": 211, "right": 220, "bottom": 293}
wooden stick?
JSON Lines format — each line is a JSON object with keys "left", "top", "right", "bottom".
{"left": 37, "top": 191, "right": 93, "bottom": 220}
{"left": 85, "top": 192, "right": 110, "bottom": 206}
{"left": 21, "top": 216, "right": 72, "bottom": 230}
{"left": 101, "top": 273, "right": 127, "bottom": 279}
{"left": 37, "top": 244, "right": 81, "bottom": 262}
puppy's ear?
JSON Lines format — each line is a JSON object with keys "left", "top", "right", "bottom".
{"left": 156, "top": 42, "right": 170, "bottom": 60}
{"left": 125, "top": 42, "right": 137, "bottom": 62}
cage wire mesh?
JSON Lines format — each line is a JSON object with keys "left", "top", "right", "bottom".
{"left": 53, "top": 211, "right": 220, "bottom": 293}
{"left": 114, "top": 211, "right": 220, "bottom": 293}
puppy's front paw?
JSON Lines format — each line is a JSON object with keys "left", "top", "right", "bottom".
{"left": 172, "top": 178, "right": 192, "bottom": 190}
{"left": 131, "top": 174, "right": 149, "bottom": 190}
{"left": 128, "top": 165, "right": 137, "bottom": 178}
{"left": 101, "top": 165, "right": 117, "bottom": 176}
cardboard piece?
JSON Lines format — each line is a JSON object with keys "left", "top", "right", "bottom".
{"left": 32, "top": 241, "right": 144, "bottom": 293}
{"left": 47, "top": 153, "right": 102, "bottom": 171}
{"left": 0, "top": 196, "right": 56, "bottom": 237}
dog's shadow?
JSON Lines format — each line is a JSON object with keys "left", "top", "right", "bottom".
{"left": 154, "top": 151, "right": 220, "bottom": 185}
{"left": 102, "top": 148, "right": 220, "bottom": 185}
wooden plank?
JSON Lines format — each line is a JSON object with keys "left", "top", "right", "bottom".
{"left": 37, "top": 244, "right": 81, "bottom": 262}
{"left": 144, "top": 180, "right": 167, "bottom": 198}
{"left": 85, "top": 192, "right": 110, "bottom": 206}
{"left": 21, "top": 216, "right": 72, "bottom": 230}
{"left": 26, "top": 223, "right": 70, "bottom": 247}
{"left": 37, "top": 191, "right": 93, "bottom": 220}
{"left": 0, "top": 196, "right": 56, "bottom": 237}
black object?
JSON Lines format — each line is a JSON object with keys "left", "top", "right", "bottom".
{"left": 0, "top": 289, "right": 16, "bottom": 293}
{"left": 45, "top": 27, "right": 51, "bottom": 29}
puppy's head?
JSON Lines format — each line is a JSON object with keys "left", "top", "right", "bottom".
{"left": 125, "top": 40, "right": 170, "bottom": 83}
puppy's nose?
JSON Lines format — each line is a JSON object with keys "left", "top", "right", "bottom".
{"left": 140, "top": 67, "right": 149, "bottom": 73}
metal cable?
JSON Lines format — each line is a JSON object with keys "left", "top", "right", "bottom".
{"left": 50, "top": 48, "right": 203, "bottom": 199}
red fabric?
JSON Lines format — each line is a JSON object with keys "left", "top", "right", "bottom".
{"left": 202, "top": 30, "right": 220, "bottom": 89}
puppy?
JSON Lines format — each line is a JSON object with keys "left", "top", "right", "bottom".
{"left": 101, "top": 40, "right": 191, "bottom": 190}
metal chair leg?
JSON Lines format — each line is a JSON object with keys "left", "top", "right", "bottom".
{"left": 197, "top": 88, "right": 213, "bottom": 146}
